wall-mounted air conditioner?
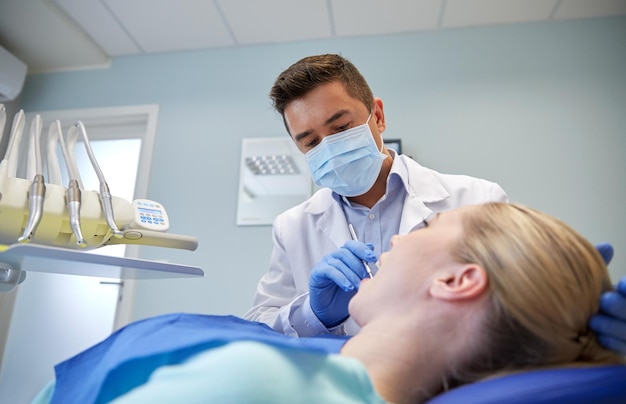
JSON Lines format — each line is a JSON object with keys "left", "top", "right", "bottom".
{"left": 0, "top": 45, "right": 27, "bottom": 102}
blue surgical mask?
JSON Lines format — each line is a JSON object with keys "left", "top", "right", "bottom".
{"left": 305, "top": 115, "right": 387, "bottom": 197}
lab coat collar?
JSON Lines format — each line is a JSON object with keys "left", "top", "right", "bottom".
{"left": 303, "top": 154, "right": 452, "bottom": 243}
{"left": 304, "top": 188, "right": 351, "bottom": 248}
{"left": 395, "top": 154, "right": 450, "bottom": 234}
{"left": 395, "top": 154, "right": 450, "bottom": 203}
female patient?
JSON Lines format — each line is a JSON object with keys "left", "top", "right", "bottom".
{"left": 36, "top": 202, "right": 624, "bottom": 404}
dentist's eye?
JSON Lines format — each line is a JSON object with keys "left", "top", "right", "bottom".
{"left": 305, "top": 138, "right": 320, "bottom": 149}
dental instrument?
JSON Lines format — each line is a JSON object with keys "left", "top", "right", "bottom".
{"left": 70, "top": 121, "right": 123, "bottom": 238}
{"left": 49, "top": 120, "right": 87, "bottom": 246}
{"left": 0, "top": 104, "right": 5, "bottom": 136}
{"left": 18, "top": 115, "right": 46, "bottom": 243}
{"left": 0, "top": 105, "right": 204, "bottom": 292}
{"left": 348, "top": 223, "right": 374, "bottom": 278}
{"left": 3, "top": 108, "right": 24, "bottom": 179}
{"left": 0, "top": 108, "right": 198, "bottom": 252}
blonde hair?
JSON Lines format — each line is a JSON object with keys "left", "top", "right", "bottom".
{"left": 447, "top": 202, "right": 623, "bottom": 386}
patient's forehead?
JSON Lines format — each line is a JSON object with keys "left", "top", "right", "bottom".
{"left": 430, "top": 206, "right": 471, "bottom": 225}
{"left": 411, "top": 206, "right": 475, "bottom": 234}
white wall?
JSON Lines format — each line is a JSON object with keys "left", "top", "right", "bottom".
{"left": 17, "top": 17, "right": 626, "bottom": 324}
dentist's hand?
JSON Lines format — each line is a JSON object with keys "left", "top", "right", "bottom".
{"left": 589, "top": 243, "right": 626, "bottom": 355}
{"left": 590, "top": 278, "right": 626, "bottom": 355}
{"left": 309, "top": 241, "right": 377, "bottom": 328}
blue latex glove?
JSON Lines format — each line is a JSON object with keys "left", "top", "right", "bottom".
{"left": 309, "top": 241, "right": 377, "bottom": 328}
{"left": 589, "top": 243, "right": 626, "bottom": 355}
{"left": 596, "top": 242, "right": 614, "bottom": 267}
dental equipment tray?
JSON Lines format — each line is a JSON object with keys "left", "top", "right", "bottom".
{"left": 0, "top": 243, "right": 204, "bottom": 280}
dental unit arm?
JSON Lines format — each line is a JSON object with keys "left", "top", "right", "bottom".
{"left": 0, "top": 105, "right": 203, "bottom": 292}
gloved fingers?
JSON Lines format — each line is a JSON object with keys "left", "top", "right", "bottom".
{"left": 310, "top": 244, "right": 373, "bottom": 291}
{"left": 595, "top": 242, "right": 614, "bottom": 266}
{"left": 342, "top": 240, "right": 378, "bottom": 263}
{"left": 589, "top": 313, "right": 626, "bottom": 336}
{"left": 617, "top": 277, "right": 626, "bottom": 295}
{"left": 326, "top": 255, "right": 365, "bottom": 289}
{"left": 599, "top": 291, "right": 626, "bottom": 320}
{"left": 329, "top": 245, "right": 371, "bottom": 279}
{"left": 596, "top": 334, "right": 626, "bottom": 356}
{"left": 589, "top": 314, "right": 626, "bottom": 355}
{"left": 310, "top": 258, "right": 363, "bottom": 292}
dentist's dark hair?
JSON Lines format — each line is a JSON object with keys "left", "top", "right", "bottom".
{"left": 269, "top": 54, "right": 374, "bottom": 136}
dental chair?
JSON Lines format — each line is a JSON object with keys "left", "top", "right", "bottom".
{"left": 428, "top": 364, "right": 626, "bottom": 404}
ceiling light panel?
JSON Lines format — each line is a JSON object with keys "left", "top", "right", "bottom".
{"left": 104, "top": 0, "right": 235, "bottom": 53}
{"left": 443, "top": 0, "right": 559, "bottom": 28}
{"left": 53, "top": 0, "right": 141, "bottom": 56}
{"left": 332, "top": 0, "right": 442, "bottom": 36}
{"left": 555, "top": 0, "right": 626, "bottom": 20}
{"left": 218, "top": 0, "right": 332, "bottom": 45}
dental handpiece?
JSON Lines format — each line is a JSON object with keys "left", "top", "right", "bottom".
{"left": 67, "top": 179, "right": 87, "bottom": 247}
{"left": 18, "top": 174, "right": 46, "bottom": 243}
{"left": 99, "top": 182, "right": 123, "bottom": 238}
{"left": 348, "top": 223, "right": 374, "bottom": 278}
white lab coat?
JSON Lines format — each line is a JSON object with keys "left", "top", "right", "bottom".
{"left": 244, "top": 154, "right": 508, "bottom": 336}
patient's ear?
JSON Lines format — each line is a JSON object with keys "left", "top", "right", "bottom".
{"left": 430, "top": 265, "right": 488, "bottom": 301}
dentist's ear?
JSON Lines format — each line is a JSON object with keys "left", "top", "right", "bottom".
{"left": 430, "top": 265, "right": 488, "bottom": 301}
{"left": 372, "top": 98, "right": 386, "bottom": 132}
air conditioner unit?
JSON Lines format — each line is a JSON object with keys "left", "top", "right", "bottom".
{"left": 0, "top": 45, "right": 27, "bottom": 102}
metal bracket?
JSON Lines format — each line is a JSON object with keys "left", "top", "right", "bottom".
{"left": 0, "top": 262, "right": 26, "bottom": 293}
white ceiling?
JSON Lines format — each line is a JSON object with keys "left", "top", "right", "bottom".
{"left": 1, "top": 0, "right": 625, "bottom": 73}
